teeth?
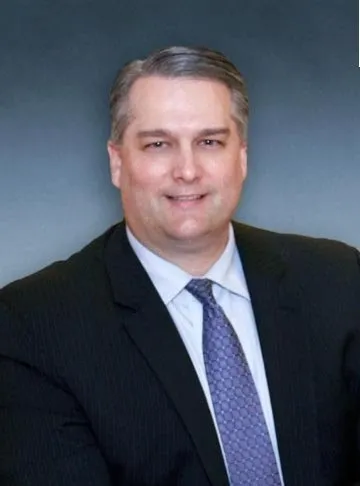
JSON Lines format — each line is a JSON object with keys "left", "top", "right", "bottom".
{"left": 172, "top": 195, "right": 201, "bottom": 200}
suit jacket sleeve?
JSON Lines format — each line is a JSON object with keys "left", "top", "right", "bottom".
{"left": 346, "top": 248, "right": 360, "bottom": 481}
{"left": 0, "top": 300, "right": 113, "bottom": 486}
{"left": 354, "top": 249, "right": 360, "bottom": 480}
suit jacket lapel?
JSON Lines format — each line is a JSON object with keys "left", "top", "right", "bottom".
{"left": 104, "top": 221, "right": 229, "bottom": 486}
{"left": 233, "top": 222, "right": 321, "bottom": 485}
{"left": 104, "top": 220, "right": 321, "bottom": 485}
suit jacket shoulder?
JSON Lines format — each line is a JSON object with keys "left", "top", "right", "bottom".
{"left": 0, "top": 224, "right": 117, "bottom": 310}
{"left": 233, "top": 221, "right": 360, "bottom": 285}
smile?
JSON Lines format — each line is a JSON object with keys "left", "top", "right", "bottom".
{"left": 167, "top": 195, "right": 205, "bottom": 201}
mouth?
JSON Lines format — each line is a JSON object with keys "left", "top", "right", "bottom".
{"left": 166, "top": 194, "right": 205, "bottom": 201}
{"left": 165, "top": 194, "right": 207, "bottom": 208}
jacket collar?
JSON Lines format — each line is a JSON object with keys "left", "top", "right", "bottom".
{"left": 103, "top": 220, "right": 319, "bottom": 485}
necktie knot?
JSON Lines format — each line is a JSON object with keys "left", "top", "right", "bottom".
{"left": 187, "top": 277, "right": 282, "bottom": 485}
{"left": 185, "top": 278, "right": 215, "bottom": 306}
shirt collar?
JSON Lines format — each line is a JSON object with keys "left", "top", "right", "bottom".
{"left": 126, "top": 223, "right": 250, "bottom": 306}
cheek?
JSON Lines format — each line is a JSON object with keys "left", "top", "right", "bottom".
{"left": 121, "top": 166, "right": 169, "bottom": 215}
{"left": 213, "top": 161, "right": 243, "bottom": 189}
{"left": 210, "top": 161, "right": 244, "bottom": 208}
{"left": 123, "top": 162, "right": 166, "bottom": 191}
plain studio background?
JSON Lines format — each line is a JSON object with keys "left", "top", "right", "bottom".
{"left": 0, "top": 0, "right": 359, "bottom": 287}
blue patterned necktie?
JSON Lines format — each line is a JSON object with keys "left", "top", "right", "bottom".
{"left": 186, "top": 278, "right": 281, "bottom": 486}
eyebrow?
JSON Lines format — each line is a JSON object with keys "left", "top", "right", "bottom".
{"left": 136, "top": 127, "right": 231, "bottom": 139}
{"left": 136, "top": 129, "right": 170, "bottom": 138}
{"left": 197, "top": 127, "right": 231, "bottom": 137}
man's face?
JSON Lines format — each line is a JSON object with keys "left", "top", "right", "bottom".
{"left": 108, "top": 76, "right": 247, "bottom": 251}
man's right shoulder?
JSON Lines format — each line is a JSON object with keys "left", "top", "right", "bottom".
{"left": 0, "top": 224, "right": 120, "bottom": 311}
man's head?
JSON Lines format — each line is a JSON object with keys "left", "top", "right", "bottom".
{"left": 107, "top": 46, "right": 248, "bottom": 265}
{"left": 109, "top": 46, "right": 248, "bottom": 144}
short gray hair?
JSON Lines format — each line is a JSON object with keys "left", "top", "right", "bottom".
{"left": 109, "top": 45, "right": 249, "bottom": 143}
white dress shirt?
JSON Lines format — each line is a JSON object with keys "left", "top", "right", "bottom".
{"left": 126, "top": 223, "right": 284, "bottom": 484}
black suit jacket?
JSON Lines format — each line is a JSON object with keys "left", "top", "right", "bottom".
{"left": 1, "top": 221, "right": 360, "bottom": 486}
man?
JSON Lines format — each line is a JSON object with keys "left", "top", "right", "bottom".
{"left": 0, "top": 46, "right": 359, "bottom": 486}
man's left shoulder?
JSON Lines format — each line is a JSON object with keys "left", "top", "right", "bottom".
{"left": 278, "top": 229, "right": 358, "bottom": 267}
{"left": 233, "top": 220, "right": 360, "bottom": 275}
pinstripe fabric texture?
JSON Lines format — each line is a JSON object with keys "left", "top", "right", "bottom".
{"left": 1, "top": 221, "right": 360, "bottom": 485}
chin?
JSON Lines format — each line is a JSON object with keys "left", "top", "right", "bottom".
{"left": 167, "top": 220, "right": 215, "bottom": 242}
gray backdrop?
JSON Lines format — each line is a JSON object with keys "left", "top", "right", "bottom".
{"left": 1, "top": 0, "right": 359, "bottom": 287}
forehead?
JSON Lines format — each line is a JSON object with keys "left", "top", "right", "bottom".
{"left": 127, "top": 76, "right": 234, "bottom": 130}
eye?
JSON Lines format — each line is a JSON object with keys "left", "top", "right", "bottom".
{"left": 200, "top": 139, "right": 223, "bottom": 147}
{"left": 144, "top": 141, "right": 167, "bottom": 149}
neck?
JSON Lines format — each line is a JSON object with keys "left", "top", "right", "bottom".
{"left": 163, "top": 238, "right": 229, "bottom": 276}
{"left": 129, "top": 224, "right": 230, "bottom": 277}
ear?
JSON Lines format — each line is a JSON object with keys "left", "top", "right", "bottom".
{"left": 107, "top": 141, "right": 123, "bottom": 190}
{"left": 239, "top": 142, "right": 248, "bottom": 180}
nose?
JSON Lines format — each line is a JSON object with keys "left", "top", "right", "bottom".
{"left": 172, "top": 146, "right": 201, "bottom": 182}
